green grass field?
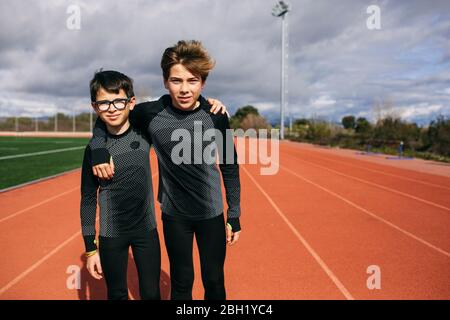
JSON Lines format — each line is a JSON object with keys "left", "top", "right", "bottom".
{"left": 0, "top": 136, "right": 90, "bottom": 190}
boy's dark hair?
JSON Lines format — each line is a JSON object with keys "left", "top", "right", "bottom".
{"left": 89, "top": 69, "right": 135, "bottom": 102}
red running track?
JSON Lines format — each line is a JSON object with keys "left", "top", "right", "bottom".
{"left": 0, "top": 141, "right": 449, "bottom": 300}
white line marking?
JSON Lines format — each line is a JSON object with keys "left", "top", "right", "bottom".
{"left": 242, "top": 166, "right": 355, "bottom": 300}
{"left": 312, "top": 151, "right": 450, "bottom": 191}
{"left": 285, "top": 143, "right": 450, "bottom": 191}
{"left": 0, "top": 146, "right": 85, "bottom": 160}
{"left": 280, "top": 164, "right": 450, "bottom": 258}
{"left": 284, "top": 153, "right": 450, "bottom": 212}
{"left": 0, "top": 230, "right": 81, "bottom": 296}
{"left": 0, "top": 186, "right": 80, "bottom": 224}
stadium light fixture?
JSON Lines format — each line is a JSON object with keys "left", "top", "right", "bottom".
{"left": 272, "top": 1, "right": 290, "bottom": 139}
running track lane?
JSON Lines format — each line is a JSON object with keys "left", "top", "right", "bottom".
{"left": 241, "top": 141, "right": 450, "bottom": 299}
{"left": 1, "top": 142, "right": 449, "bottom": 299}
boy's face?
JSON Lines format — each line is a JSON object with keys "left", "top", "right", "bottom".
{"left": 93, "top": 88, "right": 135, "bottom": 128}
{"left": 164, "top": 63, "right": 205, "bottom": 110}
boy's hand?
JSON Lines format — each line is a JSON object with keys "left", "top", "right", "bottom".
{"left": 207, "top": 98, "right": 227, "bottom": 115}
{"left": 226, "top": 226, "right": 241, "bottom": 246}
{"left": 92, "top": 156, "right": 115, "bottom": 180}
{"left": 86, "top": 252, "right": 103, "bottom": 280}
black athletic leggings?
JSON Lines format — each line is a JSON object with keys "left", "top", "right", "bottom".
{"left": 163, "top": 213, "right": 227, "bottom": 300}
{"left": 99, "top": 228, "right": 161, "bottom": 300}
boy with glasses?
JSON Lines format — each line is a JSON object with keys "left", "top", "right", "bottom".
{"left": 81, "top": 70, "right": 161, "bottom": 300}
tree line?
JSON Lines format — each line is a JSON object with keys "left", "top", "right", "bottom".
{"left": 229, "top": 106, "right": 449, "bottom": 162}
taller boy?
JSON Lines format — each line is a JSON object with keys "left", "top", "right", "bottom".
{"left": 90, "top": 40, "right": 241, "bottom": 300}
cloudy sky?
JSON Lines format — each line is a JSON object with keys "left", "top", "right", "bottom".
{"left": 1, "top": 0, "right": 449, "bottom": 125}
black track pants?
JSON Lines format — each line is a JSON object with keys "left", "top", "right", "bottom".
{"left": 163, "top": 214, "right": 226, "bottom": 300}
{"left": 99, "top": 228, "right": 161, "bottom": 300}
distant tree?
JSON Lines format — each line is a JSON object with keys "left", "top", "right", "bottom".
{"left": 306, "top": 119, "right": 332, "bottom": 145}
{"left": 374, "top": 116, "right": 399, "bottom": 141}
{"left": 240, "top": 114, "right": 271, "bottom": 132}
{"left": 355, "top": 117, "right": 371, "bottom": 134}
{"left": 341, "top": 115, "right": 356, "bottom": 129}
{"left": 294, "top": 118, "right": 310, "bottom": 126}
{"left": 75, "top": 112, "right": 97, "bottom": 131}
{"left": 232, "top": 105, "right": 259, "bottom": 122}
{"left": 427, "top": 115, "right": 450, "bottom": 156}
{"left": 0, "top": 117, "right": 15, "bottom": 131}
{"left": 230, "top": 105, "right": 260, "bottom": 129}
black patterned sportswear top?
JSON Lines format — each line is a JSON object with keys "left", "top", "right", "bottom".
{"left": 80, "top": 125, "right": 156, "bottom": 252}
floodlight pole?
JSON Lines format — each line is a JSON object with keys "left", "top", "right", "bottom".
{"left": 281, "top": 13, "right": 286, "bottom": 139}
{"left": 272, "top": 1, "right": 290, "bottom": 140}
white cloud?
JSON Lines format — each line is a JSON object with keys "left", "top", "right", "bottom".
{"left": 396, "top": 103, "right": 444, "bottom": 120}
{"left": 0, "top": 96, "right": 57, "bottom": 117}
{"left": 311, "top": 95, "right": 336, "bottom": 109}
{"left": 252, "top": 102, "right": 277, "bottom": 112}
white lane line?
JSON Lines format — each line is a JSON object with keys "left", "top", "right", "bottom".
{"left": 308, "top": 151, "right": 450, "bottom": 191}
{"left": 284, "top": 153, "right": 450, "bottom": 212}
{"left": 0, "top": 146, "right": 85, "bottom": 160}
{"left": 0, "top": 230, "right": 81, "bottom": 296}
{"left": 279, "top": 164, "right": 450, "bottom": 258}
{"left": 284, "top": 143, "right": 450, "bottom": 191}
{"left": 0, "top": 186, "right": 80, "bottom": 224}
{"left": 242, "top": 166, "right": 355, "bottom": 300}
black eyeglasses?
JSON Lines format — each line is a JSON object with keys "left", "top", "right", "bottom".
{"left": 93, "top": 98, "right": 131, "bottom": 112}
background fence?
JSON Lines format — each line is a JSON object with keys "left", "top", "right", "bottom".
{"left": 0, "top": 112, "right": 97, "bottom": 133}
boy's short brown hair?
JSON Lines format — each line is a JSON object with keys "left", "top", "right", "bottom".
{"left": 160, "top": 40, "right": 215, "bottom": 82}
